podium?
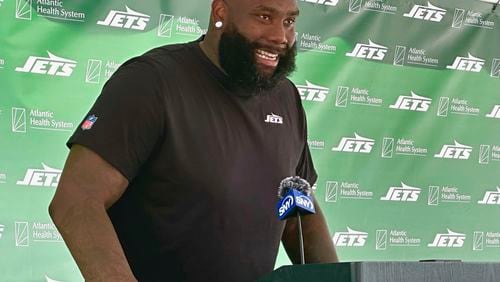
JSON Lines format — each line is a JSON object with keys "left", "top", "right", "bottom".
{"left": 257, "top": 262, "right": 500, "bottom": 282}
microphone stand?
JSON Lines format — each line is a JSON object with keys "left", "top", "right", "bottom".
{"left": 296, "top": 212, "right": 305, "bottom": 264}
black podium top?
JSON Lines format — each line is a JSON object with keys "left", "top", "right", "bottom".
{"left": 258, "top": 261, "right": 500, "bottom": 282}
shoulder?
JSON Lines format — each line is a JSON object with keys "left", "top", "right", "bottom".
{"left": 285, "top": 78, "right": 300, "bottom": 96}
{"left": 281, "top": 78, "right": 304, "bottom": 109}
{"left": 140, "top": 41, "right": 197, "bottom": 73}
{"left": 113, "top": 41, "right": 196, "bottom": 83}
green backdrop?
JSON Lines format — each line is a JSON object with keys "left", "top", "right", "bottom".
{"left": 1, "top": 0, "right": 499, "bottom": 281}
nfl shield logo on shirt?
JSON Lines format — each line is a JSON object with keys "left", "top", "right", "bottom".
{"left": 81, "top": 114, "right": 98, "bottom": 130}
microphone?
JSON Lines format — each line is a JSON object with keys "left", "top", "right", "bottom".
{"left": 276, "top": 176, "right": 316, "bottom": 264}
{"left": 277, "top": 176, "right": 315, "bottom": 219}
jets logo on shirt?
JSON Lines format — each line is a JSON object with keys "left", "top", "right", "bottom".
{"left": 97, "top": 6, "right": 150, "bottom": 30}
{"left": 346, "top": 40, "right": 388, "bottom": 61}
{"left": 403, "top": 2, "right": 447, "bottom": 22}
{"left": 389, "top": 92, "right": 432, "bottom": 112}
{"left": 265, "top": 113, "right": 283, "bottom": 124}
{"left": 15, "top": 51, "right": 77, "bottom": 77}
{"left": 446, "top": 53, "right": 485, "bottom": 73}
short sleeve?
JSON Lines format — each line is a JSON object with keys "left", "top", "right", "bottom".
{"left": 296, "top": 138, "right": 318, "bottom": 186}
{"left": 67, "top": 58, "right": 165, "bottom": 181}
{"left": 293, "top": 85, "right": 318, "bottom": 186}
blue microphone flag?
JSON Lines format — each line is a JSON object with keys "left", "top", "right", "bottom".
{"left": 277, "top": 189, "right": 316, "bottom": 220}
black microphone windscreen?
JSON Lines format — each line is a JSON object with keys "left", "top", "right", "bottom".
{"left": 277, "top": 176, "right": 312, "bottom": 198}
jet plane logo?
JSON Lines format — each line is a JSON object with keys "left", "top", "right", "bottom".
{"left": 15, "top": 51, "right": 77, "bottom": 77}
{"left": 403, "top": 2, "right": 447, "bottom": 22}
{"left": 446, "top": 53, "right": 485, "bottom": 73}
{"left": 346, "top": 40, "right": 388, "bottom": 61}
{"left": 296, "top": 81, "right": 329, "bottom": 102}
{"left": 16, "top": 163, "right": 62, "bottom": 187}
{"left": 434, "top": 140, "right": 472, "bottom": 160}
{"left": 331, "top": 133, "right": 375, "bottom": 153}
{"left": 478, "top": 187, "right": 500, "bottom": 205}
{"left": 300, "top": 0, "right": 339, "bottom": 6}
{"left": 333, "top": 227, "right": 368, "bottom": 247}
{"left": 380, "top": 182, "right": 421, "bottom": 201}
{"left": 97, "top": 6, "right": 150, "bottom": 30}
{"left": 389, "top": 92, "right": 432, "bottom": 112}
{"left": 428, "top": 229, "right": 466, "bottom": 248}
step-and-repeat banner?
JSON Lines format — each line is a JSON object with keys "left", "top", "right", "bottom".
{"left": 1, "top": 0, "right": 499, "bottom": 281}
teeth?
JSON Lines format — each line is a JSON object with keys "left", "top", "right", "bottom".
{"left": 256, "top": 49, "right": 278, "bottom": 60}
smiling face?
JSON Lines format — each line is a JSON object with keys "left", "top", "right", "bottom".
{"left": 217, "top": 0, "right": 299, "bottom": 92}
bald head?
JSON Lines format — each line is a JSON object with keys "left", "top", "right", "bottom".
{"left": 205, "top": 0, "right": 298, "bottom": 44}
{"left": 199, "top": 0, "right": 299, "bottom": 92}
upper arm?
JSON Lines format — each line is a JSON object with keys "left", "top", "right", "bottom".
{"left": 51, "top": 58, "right": 165, "bottom": 217}
{"left": 291, "top": 82, "right": 317, "bottom": 186}
{"left": 50, "top": 144, "right": 129, "bottom": 215}
{"left": 67, "top": 58, "right": 166, "bottom": 182}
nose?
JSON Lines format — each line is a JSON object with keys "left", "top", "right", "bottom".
{"left": 265, "top": 22, "right": 289, "bottom": 48}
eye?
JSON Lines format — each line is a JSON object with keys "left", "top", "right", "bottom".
{"left": 284, "top": 17, "right": 296, "bottom": 26}
{"left": 258, "top": 14, "right": 271, "bottom": 21}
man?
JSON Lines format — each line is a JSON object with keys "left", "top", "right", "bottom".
{"left": 49, "top": 0, "right": 338, "bottom": 281}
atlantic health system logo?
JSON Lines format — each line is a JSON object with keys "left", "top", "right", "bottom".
{"left": 85, "top": 59, "right": 121, "bottom": 84}
{"left": 375, "top": 229, "right": 422, "bottom": 250}
{"left": 452, "top": 8, "right": 495, "bottom": 30}
{"left": 324, "top": 181, "right": 373, "bottom": 202}
{"left": 381, "top": 137, "right": 428, "bottom": 158}
{"left": 15, "top": 0, "right": 86, "bottom": 22}
{"left": 11, "top": 107, "right": 74, "bottom": 133}
{"left": 486, "top": 105, "right": 500, "bottom": 119}
{"left": 427, "top": 185, "right": 472, "bottom": 206}
{"left": 348, "top": 0, "right": 398, "bottom": 14}
{"left": 15, "top": 51, "right": 77, "bottom": 77}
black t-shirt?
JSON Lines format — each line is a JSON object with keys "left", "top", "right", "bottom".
{"left": 68, "top": 39, "right": 317, "bottom": 282}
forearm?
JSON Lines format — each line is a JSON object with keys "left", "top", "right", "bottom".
{"left": 283, "top": 214, "right": 338, "bottom": 264}
{"left": 50, "top": 198, "right": 136, "bottom": 282}
{"left": 302, "top": 213, "right": 338, "bottom": 263}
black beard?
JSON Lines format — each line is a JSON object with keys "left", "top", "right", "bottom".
{"left": 218, "top": 26, "right": 297, "bottom": 94}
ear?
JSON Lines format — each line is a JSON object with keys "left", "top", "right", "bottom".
{"left": 212, "top": 0, "right": 227, "bottom": 27}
